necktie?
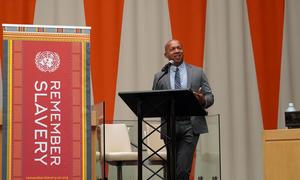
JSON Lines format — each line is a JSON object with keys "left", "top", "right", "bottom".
{"left": 175, "top": 67, "right": 181, "bottom": 89}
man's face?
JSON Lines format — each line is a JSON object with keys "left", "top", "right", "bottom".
{"left": 164, "top": 40, "right": 184, "bottom": 65}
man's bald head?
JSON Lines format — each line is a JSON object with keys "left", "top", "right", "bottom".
{"left": 164, "top": 39, "right": 184, "bottom": 66}
{"left": 164, "top": 39, "right": 181, "bottom": 53}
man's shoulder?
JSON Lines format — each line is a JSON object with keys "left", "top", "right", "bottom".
{"left": 154, "top": 70, "right": 164, "bottom": 75}
{"left": 154, "top": 71, "right": 164, "bottom": 78}
{"left": 186, "top": 63, "right": 203, "bottom": 71}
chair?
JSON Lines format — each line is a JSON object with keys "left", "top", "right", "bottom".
{"left": 98, "top": 124, "right": 138, "bottom": 180}
{"left": 145, "top": 123, "right": 167, "bottom": 179}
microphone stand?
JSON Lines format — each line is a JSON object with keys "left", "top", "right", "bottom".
{"left": 154, "top": 60, "right": 173, "bottom": 90}
{"left": 154, "top": 68, "right": 169, "bottom": 90}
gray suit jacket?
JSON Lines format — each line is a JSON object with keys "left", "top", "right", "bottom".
{"left": 152, "top": 63, "right": 214, "bottom": 135}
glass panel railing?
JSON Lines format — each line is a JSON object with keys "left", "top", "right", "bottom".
{"left": 195, "top": 114, "right": 221, "bottom": 180}
{"left": 95, "top": 115, "right": 221, "bottom": 180}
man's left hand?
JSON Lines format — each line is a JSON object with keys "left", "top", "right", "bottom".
{"left": 193, "top": 87, "right": 206, "bottom": 106}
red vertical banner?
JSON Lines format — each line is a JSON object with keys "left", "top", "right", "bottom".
{"left": 84, "top": 0, "right": 124, "bottom": 122}
{"left": 2, "top": 24, "right": 91, "bottom": 180}
{"left": 168, "top": 0, "right": 207, "bottom": 67}
{"left": 247, "top": 0, "right": 285, "bottom": 129}
{"left": 22, "top": 41, "right": 73, "bottom": 177}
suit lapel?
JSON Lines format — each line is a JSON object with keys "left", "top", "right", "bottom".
{"left": 165, "top": 71, "right": 171, "bottom": 89}
{"left": 186, "top": 63, "right": 192, "bottom": 89}
{"left": 160, "top": 71, "right": 171, "bottom": 89}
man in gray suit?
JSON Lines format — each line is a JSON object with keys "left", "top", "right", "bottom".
{"left": 152, "top": 39, "right": 214, "bottom": 180}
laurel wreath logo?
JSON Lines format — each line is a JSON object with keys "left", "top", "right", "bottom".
{"left": 35, "top": 51, "right": 60, "bottom": 72}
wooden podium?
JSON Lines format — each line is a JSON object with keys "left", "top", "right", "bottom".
{"left": 264, "top": 129, "right": 300, "bottom": 180}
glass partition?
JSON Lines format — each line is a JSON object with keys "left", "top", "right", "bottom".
{"left": 96, "top": 114, "right": 221, "bottom": 180}
{"left": 195, "top": 114, "right": 221, "bottom": 180}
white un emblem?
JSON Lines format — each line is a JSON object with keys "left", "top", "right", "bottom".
{"left": 35, "top": 51, "right": 60, "bottom": 72}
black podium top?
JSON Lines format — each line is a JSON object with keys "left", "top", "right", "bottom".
{"left": 119, "top": 89, "right": 207, "bottom": 118}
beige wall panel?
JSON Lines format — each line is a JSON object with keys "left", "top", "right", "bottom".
{"left": 114, "top": 0, "right": 172, "bottom": 120}
{"left": 279, "top": 0, "right": 300, "bottom": 128}
{"left": 34, "top": 0, "right": 85, "bottom": 26}
{"left": 205, "top": 0, "right": 263, "bottom": 179}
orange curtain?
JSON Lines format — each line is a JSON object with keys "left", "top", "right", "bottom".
{"left": 247, "top": 0, "right": 284, "bottom": 129}
{"left": 84, "top": 0, "right": 124, "bottom": 123}
{"left": 168, "top": 0, "right": 206, "bottom": 67}
{"left": 0, "top": 0, "right": 36, "bottom": 67}
{"left": 168, "top": 1, "right": 207, "bottom": 179}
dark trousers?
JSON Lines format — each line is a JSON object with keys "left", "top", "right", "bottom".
{"left": 165, "top": 120, "right": 200, "bottom": 180}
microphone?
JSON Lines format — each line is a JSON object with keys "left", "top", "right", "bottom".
{"left": 161, "top": 60, "right": 174, "bottom": 72}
